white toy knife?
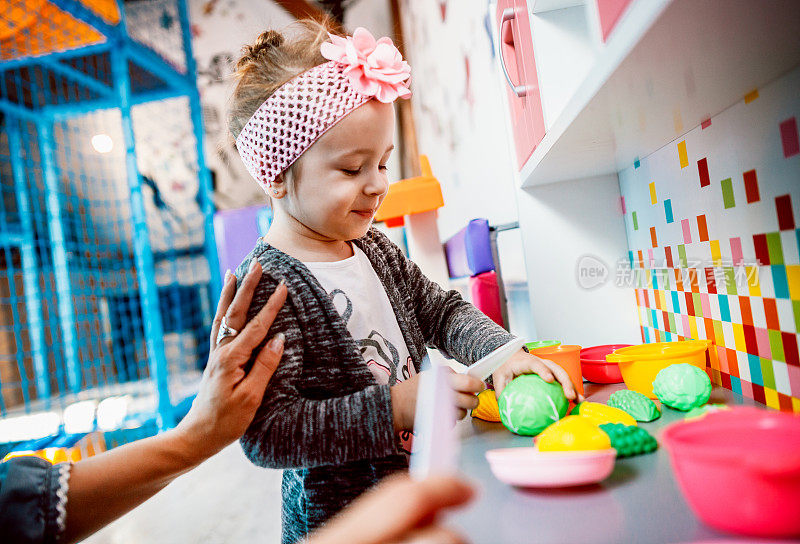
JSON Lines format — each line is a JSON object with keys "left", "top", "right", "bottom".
{"left": 457, "top": 337, "right": 526, "bottom": 381}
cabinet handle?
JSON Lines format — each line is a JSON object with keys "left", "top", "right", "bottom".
{"left": 498, "top": 7, "right": 527, "bottom": 98}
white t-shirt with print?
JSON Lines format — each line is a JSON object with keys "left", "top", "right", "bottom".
{"left": 304, "top": 244, "right": 416, "bottom": 453}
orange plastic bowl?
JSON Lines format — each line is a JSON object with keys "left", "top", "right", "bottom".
{"left": 605, "top": 341, "right": 711, "bottom": 398}
{"left": 532, "top": 344, "right": 583, "bottom": 396}
{"left": 580, "top": 345, "right": 631, "bottom": 384}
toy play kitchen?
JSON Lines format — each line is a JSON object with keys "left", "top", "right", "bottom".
{"left": 421, "top": 330, "right": 797, "bottom": 541}
{"left": 435, "top": 0, "right": 800, "bottom": 540}
{"left": 449, "top": 351, "right": 800, "bottom": 542}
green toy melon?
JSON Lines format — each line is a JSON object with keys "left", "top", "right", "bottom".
{"left": 498, "top": 374, "right": 569, "bottom": 436}
{"left": 652, "top": 363, "right": 711, "bottom": 411}
{"left": 599, "top": 423, "right": 658, "bottom": 458}
{"left": 607, "top": 389, "right": 661, "bottom": 422}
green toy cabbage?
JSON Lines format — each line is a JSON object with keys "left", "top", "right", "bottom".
{"left": 498, "top": 374, "right": 569, "bottom": 436}
{"left": 607, "top": 389, "right": 661, "bottom": 422}
{"left": 652, "top": 363, "right": 711, "bottom": 411}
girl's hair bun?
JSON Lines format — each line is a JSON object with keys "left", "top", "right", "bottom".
{"left": 237, "top": 30, "right": 284, "bottom": 70}
{"left": 227, "top": 18, "right": 337, "bottom": 140}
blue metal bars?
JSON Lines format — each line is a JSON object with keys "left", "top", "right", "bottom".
{"left": 0, "top": 0, "right": 218, "bottom": 430}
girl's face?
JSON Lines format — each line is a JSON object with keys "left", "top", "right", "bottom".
{"left": 275, "top": 99, "right": 395, "bottom": 242}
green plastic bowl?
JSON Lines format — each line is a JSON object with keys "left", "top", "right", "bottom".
{"left": 525, "top": 340, "right": 561, "bottom": 351}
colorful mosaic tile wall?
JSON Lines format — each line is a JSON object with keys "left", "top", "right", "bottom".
{"left": 618, "top": 65, "right": 800, "bottom": 413}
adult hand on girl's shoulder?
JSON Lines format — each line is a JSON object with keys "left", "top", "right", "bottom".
{"left": 175, "top": 262, "right": 288, "bottom": 462}
{"left": 308, "top": 473, "right": 474, "bottom": 544}
{"left": 492, "top": 351, "right": 584, "bottom": 403}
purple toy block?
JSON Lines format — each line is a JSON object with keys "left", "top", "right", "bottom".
{"left": 444, "top": 219, "right": 495, "bottom": 279}
{"left": 213, "top": 205, "right": 268, "bottom": 275}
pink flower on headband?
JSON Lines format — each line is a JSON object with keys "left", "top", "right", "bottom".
{"left": 320, "top": 27, "right": 411, "bottom": 103}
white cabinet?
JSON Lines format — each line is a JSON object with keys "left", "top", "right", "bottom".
{"left": 518, "top": 0, "right": 800, "bottom": 187}
{"left": 493, "top": 0, "right": 800, "bottom": 344}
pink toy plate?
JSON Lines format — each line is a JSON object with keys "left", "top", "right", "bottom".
{"left": 485, "top": 447, "right": 616, "bottom": 487}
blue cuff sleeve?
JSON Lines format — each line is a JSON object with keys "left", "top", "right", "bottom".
{"left": 0, "top": 456, "right": 71, "bottom": 544}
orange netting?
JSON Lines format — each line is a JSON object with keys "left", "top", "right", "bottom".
{"left": 0, "top": 0, "right": 120, "bottom": 61}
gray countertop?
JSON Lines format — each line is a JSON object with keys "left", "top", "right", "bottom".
{"left": 448, "top": 383, "right": 783, "bottom": 544}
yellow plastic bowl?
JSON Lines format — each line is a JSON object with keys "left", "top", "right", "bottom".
{"left": 605, "top": 341, "right": 711, "bottom": 398}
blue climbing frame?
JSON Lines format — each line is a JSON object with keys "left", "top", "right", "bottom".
{"left": 0, "top": 0, "right": 220, "bottom": 429}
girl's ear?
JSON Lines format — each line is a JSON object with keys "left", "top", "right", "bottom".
{"left": 270, "top": 173, "right": 286, "bottom": 198}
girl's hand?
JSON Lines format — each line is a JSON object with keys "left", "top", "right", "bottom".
{"left": 175, "top": 261, "right": 288, "bottom": 461}
{"left": 390, "top": 366, "right": 484, "bottom": 431}
{"left": 492, "top": 350, "right": 584, "bottom": 402}
{"left": 390, "top": 373, "right": 421, "bottom": 433}
{"left": 446, "top": 368, "right": 483, "bottom": 421}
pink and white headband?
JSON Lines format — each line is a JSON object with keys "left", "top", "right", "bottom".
{"left": 235, "top": 27, "right": 412, "bottom": 192}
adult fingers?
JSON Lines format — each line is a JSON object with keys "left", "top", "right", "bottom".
{"left": 308, "top": 474, "right": 473, "bottom": 544}
{"left": 402, "top": 475, "right": 474, "bottom": 519}
{"left": 217, "top": 260, "right": 263, "bottom": 347}
{"left": 210, "top": 270, "right": 237, "bottom": 351}
{"left": 382, "top": 475, "right": 474, "bottom": 528}
{"left": 447, "top": 372, "right": 483, "bottom": 394}
{"left": 392, "top": 526, "right": 469, "bottom": 544}
{"left": 240, "top": 333, "right": 284, "bottom": 399}
{"left": 234, "top": 281, "right": 287, "bottom": 353}
{"left": 455, "top": 407, "right": 468, "bottom": 421}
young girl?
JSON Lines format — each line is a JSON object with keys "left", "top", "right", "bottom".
{"left": 228, "top": 20, "right": 580, "bottom": 543}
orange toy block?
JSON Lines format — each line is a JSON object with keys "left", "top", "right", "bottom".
{"left": 374, "top": 155, "right": 444, "bottom": 227}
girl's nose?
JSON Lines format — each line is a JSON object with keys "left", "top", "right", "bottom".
{"left": 364, "top": 169, "right": 388, "bottom": 197}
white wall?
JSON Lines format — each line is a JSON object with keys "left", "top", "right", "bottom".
{"left": 399, "top": 2, "right": 520, "bottom": 233}
{"left": 189, "top": 0, "right": 295, "bottom": 210}
{"left": 516, "top": 174, "right": 641, "bottom": 345}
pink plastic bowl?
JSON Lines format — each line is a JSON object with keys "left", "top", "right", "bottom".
{"left": 485, "top": 447, "right": 616, "bottom": 487}
{"left": 579, "top": 344, "right": 630, "bottom": 383}
{"left": 662, "top": 407, "right": 800, "bottom": 538}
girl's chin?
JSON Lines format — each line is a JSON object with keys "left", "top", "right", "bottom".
{"left": 345, "top": 220, "right": 372, "bottom": 239}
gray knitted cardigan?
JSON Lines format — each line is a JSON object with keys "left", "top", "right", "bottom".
{"left": 237, "top": 227, "right": 515, "bottom": 543}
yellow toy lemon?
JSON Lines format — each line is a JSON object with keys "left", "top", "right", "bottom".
{"left": 572, "top": 401, "right": 637, "bottom": 427}
{"left": 537, "top": 415, "right": 612, "bottom": 452}
{"left": 472, "top": 389, "right": 501, "bottom": 422}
